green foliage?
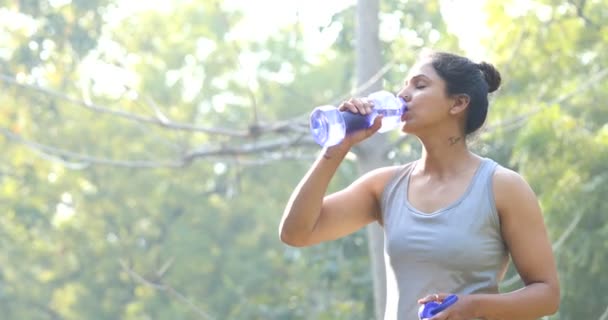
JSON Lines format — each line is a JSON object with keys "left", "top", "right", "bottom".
{"left": 481, "top": 0, "right": 608, "bottom": 318}
{"left": 1, "top": 0, "right": 606, "bottom": 319}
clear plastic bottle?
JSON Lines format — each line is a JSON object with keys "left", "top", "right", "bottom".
{"left": 309, "top": 90, "right": 408, "bottom": 147}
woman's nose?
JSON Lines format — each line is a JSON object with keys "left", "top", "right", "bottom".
{"left": 397, "top": 91, "right": 411, "bottom": 102}
{"left": 396, "top": 88, "right": 411, "bottom": 102}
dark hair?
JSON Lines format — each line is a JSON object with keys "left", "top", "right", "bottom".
{"left": 425, "top": 51, "right": 502, "bottom": 135}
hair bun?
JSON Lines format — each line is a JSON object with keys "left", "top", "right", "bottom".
{"left": 477, "top": 62, "right": 501, "bottom": 93}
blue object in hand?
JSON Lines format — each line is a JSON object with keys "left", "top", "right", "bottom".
{"left": 418, "top": 294, "right": 459, "bottom": 319}
{"left": 309, "top": 90, "right": 407, "bottom": 147}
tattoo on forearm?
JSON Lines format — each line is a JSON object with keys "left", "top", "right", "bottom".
{"left": 448, "top": 136, "right": 462, "bottom": 146}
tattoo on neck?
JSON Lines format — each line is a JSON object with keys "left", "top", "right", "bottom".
{"left": 448, "top": 136, "right": 462, "bottom": 146}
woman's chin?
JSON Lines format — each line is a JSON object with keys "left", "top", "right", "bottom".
{"left": 400, "top": 122, "right": 415, "bottom": 134}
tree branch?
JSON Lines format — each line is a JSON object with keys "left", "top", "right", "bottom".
{"left": 1, "top": 127, "right": 317, "bottom": 169}
{"left": 119, "top": 260, "right": 216, "bottom": 320}
{"left": 568, "top": 0, "right": 599, "bottom": 29}
{"left": 184, "top": 134, "right": 315, "bottom": 159}
{"left": 482, "top": 67, "right": 608, "bottom": 134}
{"left": 0, "top": 57, "right": 394, "bottom": 165}
{"left": 599, "top": 302, "right": 608, "bottom": 320}
{"left": 345, "top": 61, "right": 394, "bottom": 99}
{"left": 0, "top": 74, "right": 257, "bottom": 137}
{"left": 0, "top": 127, "right": 187, "bottom": 169}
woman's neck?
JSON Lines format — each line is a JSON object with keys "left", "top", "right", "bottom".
{"left": 416, "top": 134, "right": 479, "bottom": 178}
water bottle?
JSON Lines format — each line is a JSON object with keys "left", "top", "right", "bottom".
{"left": 309, "top": 90, "right": 408, "bottom": 147}
{"left": 418, "top": 294, "right": 458, "bottom": 319}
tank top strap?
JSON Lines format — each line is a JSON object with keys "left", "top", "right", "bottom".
{"left": 381, "top": 161, "right": 416, "bottom": 224}
{"left": 469, "top": 157, "right": 500, "bottom": 227}
{"left": 472, "top": 158, "right": 499, "bottom": 191}
{"left": 476, "top": 158, "right": 498, "bottom": 187}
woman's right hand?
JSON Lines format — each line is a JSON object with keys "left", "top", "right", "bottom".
{"left": 338, "top": 97, "right": 384, "bottom": 147}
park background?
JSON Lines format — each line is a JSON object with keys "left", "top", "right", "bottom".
{"left": 1, "top": 0, "right": 607, "bottom": 319}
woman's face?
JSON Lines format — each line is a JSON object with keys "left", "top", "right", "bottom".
{"left": 397, "top": 59, "right": 459, "bottom": 135}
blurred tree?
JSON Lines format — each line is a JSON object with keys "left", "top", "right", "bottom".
{"left": 481, "top": 0, "right": 608, "bottom": 318}
{"left": 0, "top": 0, "right": 371, "bottom": 319}
{"left": 1, "top": 0, "right": 606, "bottom": 319}
{"left": 352, "top": 0, "right": 461, "bottom": 317}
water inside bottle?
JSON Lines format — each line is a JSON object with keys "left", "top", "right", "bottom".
{"left": 310, "top": 106, "right": 346, "bottom": 147}
{"left": 368, "top": 92, "right": 407, "bottom": 133}
{"left": 375, "top": 108, "right": 403, "bottom": 117}
{"left": 374, "top": 108, "right": 404, "bottom": 133}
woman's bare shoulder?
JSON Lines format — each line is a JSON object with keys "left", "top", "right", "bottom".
{"left": 491, "top": 165, "right": 539, "bottom": 216}
{"left": 492, "top": 165, "right": 530, "bottom": 190}
{"left": 360, "top": 162, "right": 415, "bottom": 195}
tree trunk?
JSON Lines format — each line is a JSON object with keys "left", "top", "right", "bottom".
{"left": 355, "top": 0, "right": 387, "bottom": 319}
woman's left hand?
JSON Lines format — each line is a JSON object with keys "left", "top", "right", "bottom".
{"left": 417, "top": 293, "right": 477, "bottom": 320}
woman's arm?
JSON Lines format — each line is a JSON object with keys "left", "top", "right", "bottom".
{"left": 279, "top": 145, "right": 386, "bottom": 247}
{"left": 419, "top": 167, "right": 560, "bottom": 320}
{"left": 473, "top": 167, "right": 560, "bottom": 319}
{"left": 279, "top": 115, "right": 393, "bottom": 247}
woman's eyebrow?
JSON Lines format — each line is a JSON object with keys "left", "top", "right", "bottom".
{"left": 410, "top": 74, "right": 430, "bottom": 81}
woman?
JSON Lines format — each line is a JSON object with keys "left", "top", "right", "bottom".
{"left": 279, "top": 50, "right": 560, "bottom": 320}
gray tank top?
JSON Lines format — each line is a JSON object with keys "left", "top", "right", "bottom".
{"left": 380, "top": 158, "right": 509, "bottom": 320}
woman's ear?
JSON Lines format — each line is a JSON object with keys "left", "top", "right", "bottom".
{"left": 449, "top": 94, "right": 470, "bottom": 115}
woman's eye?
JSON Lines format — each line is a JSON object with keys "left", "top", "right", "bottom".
{"left": 415, "top": 85, "right": 426, "bottom": 89}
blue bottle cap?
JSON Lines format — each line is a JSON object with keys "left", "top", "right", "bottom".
{"left": 418, "top": 294, "right": 458, "bottom": 319}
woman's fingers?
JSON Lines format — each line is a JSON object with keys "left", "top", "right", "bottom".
{"left": 338, "top": 100, "right": 355, "bottom": 112}
{"left": 339, "top": 98, "right": 373, "bottom": 114}
{"left": 418, "top": 293, "right": 449, "bottom": 304}
{"left": 367, "top": 114, "right": 383, "bottom": 133}
{"left": 337, "top": 97, "right": 380, "bottom": 146}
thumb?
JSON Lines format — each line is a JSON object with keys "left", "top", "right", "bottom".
{"left": 418, "top": 293, "right": 446, "bottom": 304}
{"left": 366, "top": 115, "right": 383, "bottom": 135}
